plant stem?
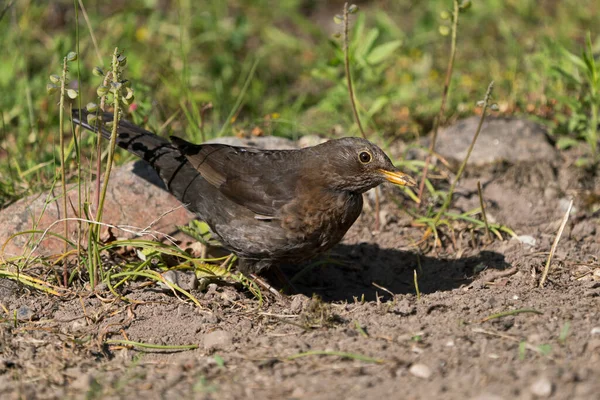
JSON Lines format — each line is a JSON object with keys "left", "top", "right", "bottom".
{"left": 343, "top": 3, "right": 366, "bottom": 140}
{"left": 417, "top": 0, "right": 460, "bottom": 204}
{"left": 95, "top": 48, "right": 122, "bottom": 224}
{"left": 59, "top": 56, "right": 68, "bottom": 287}
{"left": 342, "top": 2, "right": 380, "bottom": 231}
{"left": 433, "top": 81, "right": 494, "bottom": 225}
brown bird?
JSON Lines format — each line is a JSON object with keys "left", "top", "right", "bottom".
{"left": 72, "top": 110, "right": 415, "bottom": 274}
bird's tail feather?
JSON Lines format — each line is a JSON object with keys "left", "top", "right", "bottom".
{"left": 72, "top": 109, "right": 177, "bottom": 162}
{"left": 71, "top": 109, "right": 199, "bottom": 196}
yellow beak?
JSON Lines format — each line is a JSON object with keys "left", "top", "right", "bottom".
{"left": 378, "top": 169, "right": 417, "bottom": 187}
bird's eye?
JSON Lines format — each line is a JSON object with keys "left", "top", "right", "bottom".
{"left": 359, "top": 151, "right": 372, "bottom": 164}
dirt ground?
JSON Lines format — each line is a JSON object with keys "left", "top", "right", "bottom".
{"left": 1, "top": 126, "right": 600, "bottom": 399}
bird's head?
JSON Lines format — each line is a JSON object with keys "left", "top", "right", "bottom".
{"left": 307, "top": 137, "right": 416, "bottom": 193}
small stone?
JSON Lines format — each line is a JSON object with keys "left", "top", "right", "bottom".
{"left": 290, "top": 386, "right": 306, "bottom": 398}
{"left": 515, "top": 235, "right": 536, "bottom": 246}
{"left": 159, "top": 271, "right": 198, "bottom": 291}
{"left": 558, "top": 198, "right": 576, "bottom": 214}
{"left": 16, "top": 306, "right": 35, "bottom": 321}
{"left": 591, "top": 327, "right": 600, "bottom": 335}
{"left": 394, "top": 299, "right": 415, "bottom": 316}
{"left": 409, "top": 363, "right": 432, "bottom": 379}
{"left": 378, "top": 209, "right": 397, "bottom": 229}
{"left": 289, "top": 295, "right": 306, "bottom": 313}
{"left": 530, "top": 376, "right": 553, "bottom": 398}
{"left": 71, "top": 318, "right": 87, "bottom": 332}
{"left": 203, "top": 330, "right": 233, "bottom": 351}
{"left": 206, "top": 283, "right": 219, "bottom": 293}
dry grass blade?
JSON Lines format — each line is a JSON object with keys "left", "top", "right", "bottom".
{"left": 286, "top": 350, "right": 384, "bottom": 364}
{"left": 413, "top": 269, "right": 421, "bottom": 300}
{"left": 477, "top": 181, "right": 492, "bottom": 241}
{"left": 472, "top": 327, "right": 554, "bottom": 360}
{"left": 480, "top": 308, "right": 543, "bottom": 323}
{"left": 105, "top": 339, "right": 198, "bottom": 351}
{"left": 539, "top": 199, "right": 573, "bottom": 287}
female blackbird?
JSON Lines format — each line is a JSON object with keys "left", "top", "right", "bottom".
{"left": 72, "top": 110, "right": 415, "bottom": 274}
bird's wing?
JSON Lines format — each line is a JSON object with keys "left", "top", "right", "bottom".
{"left": 170, "top": 137, "right": 299, "bottom": 217}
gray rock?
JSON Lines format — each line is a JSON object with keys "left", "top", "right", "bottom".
{"left": 205, "top": 135, "right": 297, "bottom": 150}
{"left": 0, "top": 161, "right": 194, "bottom": 258}
{"left": 435, "top": 117, "right": 557, "bottom": 167}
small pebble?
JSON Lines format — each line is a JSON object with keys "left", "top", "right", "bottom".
{"left": 515, "top": 235, "right": 536, "bottom": 246}
{"left": 591, "top": 327, "right": 600, "bottom": 335}
{"left": 203, "top": 330, "right": 233, "bottom": 351}
{"left": 558, "top": 198, "right": 576, "bottom": 214}
{"left": 16, "top": 306, "right": 35, "bottom": 321}
{"left": 71, "top": 318, "right": 87, "bottom": 331}
{"left": 409, "top": 363, "right": 432, "bottom": 379}
{"left": 530, "top": 376, "right": 553, "bottom": 398}
{"left": 159, "top": 270, "right": 198, "bottom": 291}
{"left": 289, "top": 295, "right": 306, "bottom": 313}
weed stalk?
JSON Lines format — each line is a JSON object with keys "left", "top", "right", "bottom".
{"left": 58, "top": 56, "right": 69, "bottom": 286}
{"left": 417, "top": 0, "right": 461, "bottom": 204}
{"left": 342, "top": 2, "right": 381, "bottom": 231}
{"left": 433, "top": 81, "right": 494, "bottom": 225}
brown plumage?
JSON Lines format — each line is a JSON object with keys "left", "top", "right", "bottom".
{"left": 72, "top": 109, "right": 415, "bottom": 274}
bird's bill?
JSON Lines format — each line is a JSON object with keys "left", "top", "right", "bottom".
{"left": 378, "top": 169, "right": 417, "bottom": 187}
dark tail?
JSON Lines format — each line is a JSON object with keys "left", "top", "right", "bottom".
{"left": 72, "top": 109, "right": 179, "bottom": 162}
{"left": 72, "top": 109, "right": 197, "bottom": 195}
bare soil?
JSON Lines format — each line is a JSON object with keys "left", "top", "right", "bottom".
{"left": 1, "top": 138, "right": 599, "bottom": 399}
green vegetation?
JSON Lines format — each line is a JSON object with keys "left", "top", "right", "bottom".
{"left": 0, "top": 1, "right": 598, "bottom": 293}
{"left": 1, "top": 0, "right": 598, "bottom": 207}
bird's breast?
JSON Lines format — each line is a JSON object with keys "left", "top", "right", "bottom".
{"left": 280, "top": 190, "right": 363, "bottom": 248}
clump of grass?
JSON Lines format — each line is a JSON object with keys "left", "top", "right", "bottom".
{"left": 550, "top": 32, "right": 600, "bottom": 166}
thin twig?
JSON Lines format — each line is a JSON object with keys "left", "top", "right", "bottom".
{"left": 539, "top": 200, "right": 572, "bottom": 287}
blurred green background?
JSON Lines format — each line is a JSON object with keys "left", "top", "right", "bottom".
{"left": 0, "top": 0, "right": 598, "bottom": 207}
